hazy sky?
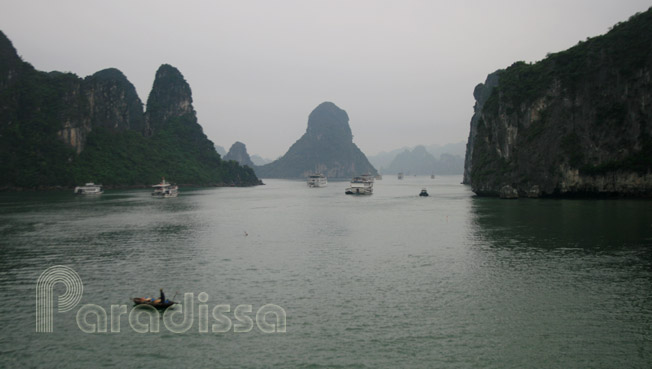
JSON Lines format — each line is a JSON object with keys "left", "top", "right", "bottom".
{"left": 1, "top": 1, "right": 649, "bottom": 158}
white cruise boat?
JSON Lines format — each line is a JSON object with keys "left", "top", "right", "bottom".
{"left": 345, "top": 176, "right": 373, "bottom": 195}
{"left": 152, "top": 178, "right": 178, "bottom": 198}
{"left": 307, "top": 173, "right": 328, "bottom": 188}
{"left": 74, "top": 183, "right": 103, "bottom": 195}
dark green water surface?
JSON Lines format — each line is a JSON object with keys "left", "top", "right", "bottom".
{"left": 1, "top": 176, "right": 651, "bottom": 368}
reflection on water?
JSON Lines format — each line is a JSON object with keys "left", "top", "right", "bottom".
{"left": 0, "top": 177, "right": 651, "bottom": 368}
{"left": 471, "top": 197, "right": 652, "bottom": 250}
{"left": 467, "top": 196, "right": 652, "bottom": 368}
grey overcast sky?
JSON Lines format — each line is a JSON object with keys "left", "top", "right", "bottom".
{"left": 0, "top": 1, "right": 650, "bottom": 158}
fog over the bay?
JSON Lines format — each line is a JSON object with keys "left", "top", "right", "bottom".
{"left": 1, "top": 0, "right": 649, "bottom": 158}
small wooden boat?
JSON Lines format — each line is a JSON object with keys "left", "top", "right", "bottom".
{"left": 419, "top": 188, "right": 429, "bottom": 197}
{"left": 132, "top": 297, "right": 176, "bottom": 309}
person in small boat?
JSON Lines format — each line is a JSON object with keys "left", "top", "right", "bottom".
{"left": 154, "top": 289, "right": 166, "bottom": 304}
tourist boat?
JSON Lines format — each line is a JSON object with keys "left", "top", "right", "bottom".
{"left": 152, "top": 178, "right": 178, "bottom": 198}
{"left": 419, "top": 188, "right": 429, "bottom": 197}
{"left": 398, "top": 172, "right": 404, "bottom": 180}
{"left": 132, "top": 297, "right": 176, "bottom": 309}
{"left": 345, "top": 175, "right": 374, "bottom": 195}
{"left": 74, "top": 182, "right": 103, "bottom": 195}
{"left": 307, "top": 173, "right": 328, "bottom": 188}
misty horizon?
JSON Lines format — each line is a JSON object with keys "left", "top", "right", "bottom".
{"left": 1, "top": 0, "right": 649, "bottom": 158}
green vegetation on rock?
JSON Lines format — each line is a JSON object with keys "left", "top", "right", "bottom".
{"left": 0, "top": 31, "right": 260, "bottom": 189}
{"left": 465, "top": 8, "right": 652, "bottom": 197}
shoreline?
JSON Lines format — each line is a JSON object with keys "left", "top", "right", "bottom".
{"left": 0, "top": 181, "right": 264, "bottom": 192}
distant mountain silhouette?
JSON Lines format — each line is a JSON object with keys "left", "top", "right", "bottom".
{"left": 250, "top": 154, "right": 272, "bottom": 166}
{"left": 214, "top": 145, "right": 227, "bottom": 157}
{"left": 369, "top": 143, "right": 465, "bottom": 175}
{"left": 256, "top": 102, "right": 376, "bottom": 178}
{"left": 224, "top": 141, "right": 255, "bottom": 168}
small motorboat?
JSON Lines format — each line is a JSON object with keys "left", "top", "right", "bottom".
{"left": 419, "top": 188, "right": 429, "bottom": 197}
{"left": 132, "top": 297, "right": 176, "bottom": 309}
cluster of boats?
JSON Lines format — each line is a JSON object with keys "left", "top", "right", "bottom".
{"left": 74, "top": 178, "right": 178, "bottom": 198}
{"left": 77, "top": 174, "right": 430, "bottom": 198}
{"left": 306, "top": 173, "right": 376, "bottom": 195}
{"left": 306, "top": 173, "right": 430, "bottom": 196}
{"left": 398, "top": 173, "right": 435, "bottom": 180}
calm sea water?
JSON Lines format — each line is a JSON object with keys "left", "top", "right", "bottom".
{"left": 1, "top": 176, "right": 651, "bottom": 368}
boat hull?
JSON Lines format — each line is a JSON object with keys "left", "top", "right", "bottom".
{"left": 152, "top": 192, "right": 178, "bottom": 198}
{"left": 74, "top": 183, "right": 103, "bottom": 195}
{"left": 132, "top": 297, "right": 176, "bottom": 309}
{"left": 308, "top": 181, "right": 327, "bottom": 188}
{"left": 345, "top": 187, "right": 373, "bottom": 195}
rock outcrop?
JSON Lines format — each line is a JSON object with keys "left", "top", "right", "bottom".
{"left": 55, "top": 68, "right": 145, "bottom": 153}
{"left": 0, "top": 31, "right": 260, "bottom": 188}
{"left": 464, "top": 8, "right": 652, "bottom": 197}
{"left": 256, "top": 102, "right": 377, "bottom": 178}
{"left": 145, "top": 64, "right": 194, "bottom": 135}
{"left": 462, "top": 72, "right": 499, "bottom": 184}
{"left": 85, "top": 68, "right": 145, "bottom": 133}
{"left": 224, "top": 141, "right": 255, "bottom": 168}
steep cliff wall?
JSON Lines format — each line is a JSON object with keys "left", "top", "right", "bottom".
{"left": 464, "top": 9, "right": 652, "bottom": 197}
{"left": 462, "top": 73, "right": 499, "bottom": 184}
{"left": 145, "top": 64, "right": 194, "bottom": 135}
{"left": 0, "top": 31, "right": 260, "bottom": 188}
{"left": 56, "top": 68, "right": 145, "bottom": 153}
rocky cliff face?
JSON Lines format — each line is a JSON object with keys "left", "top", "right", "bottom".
{"left": 462, "top": 73, "right": 499, "bottom": 184}
{"left": 85, "top": 68, "right": 145, "bottom": 132}
{"left": 224, "top": 141, "right": 255, "bottom": 168}
{"left": 55, "top": 68, "right": 145, "bottom": 153}
{"left": 256, "top": 102, "right": 377, "bottom": 178}
{"left": 0, "top": 30, "right": 145, "bottom": 155}
{"left": 145, "top": 64, "right": 195, "bottom": 134}
{"left": 464, "top": 9, "right": 652, "bottom": 197}
{"left": 0, "top": 30, "right": 260, "bottom": 188}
